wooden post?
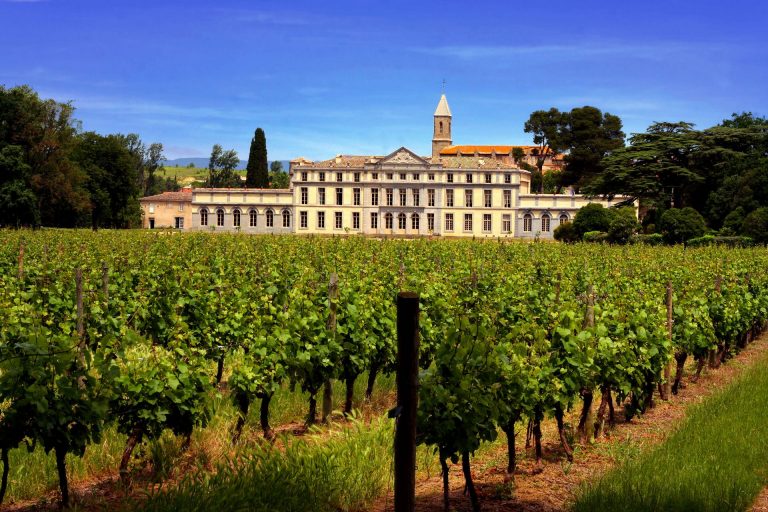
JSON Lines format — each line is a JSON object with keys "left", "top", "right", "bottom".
{"left": 583, "top": 284, "right": 594, "bottom": 329}
{"left": 662, "top": 282, "right": 673, "bottom": 400}
{"left": 394, "top": 292, "right": 419, "bottom": 512}
{"left": 76, "top": 268, "right": 85, "bottom": 348}
{"left": 709, "top": 276, "right": 722, "bottom": 369}
{"left": 323, "top": 273, "right": 338, "bottom": 423}
{"left": 102, "top": 262, "right": 109, "bottom": 304}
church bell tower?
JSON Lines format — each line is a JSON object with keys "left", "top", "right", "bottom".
{"left": 432, "top": 94, "right": 452, "bottom": 159}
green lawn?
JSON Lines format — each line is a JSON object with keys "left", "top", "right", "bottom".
{"left": 573, "top": 352, "right": 768, "bottom": 512}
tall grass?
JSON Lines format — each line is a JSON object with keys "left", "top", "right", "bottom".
{"left": 573, "top": 356, "right": 768, "bottom": 512}
{"left": 134, "top": 417, "right": 394, "bottom": 512}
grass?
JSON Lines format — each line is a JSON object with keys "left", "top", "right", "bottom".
{"left": 573, "top": 352, "right": 768, "bottom": 512}
{"left": 134, "top": 416, "right": 394, "bottom": 512}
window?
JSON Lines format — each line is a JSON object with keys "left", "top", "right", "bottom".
{"left": 504, "top": 173, "right": 511, "bottom": 184}
{"left": 464, "top": 213, "right": 473, "bottom": 232}
{"left": 412, "top": 173, "right": 419, "bottom": 181}
{"left": 445, "top": 213, "right": 454, "bottom": 231}
{"left": 336, "top": 188, "right": 343, "bottom": 205}
{"left": 178, "top": 203, "right": 184, "bottom": 212}
{"left": 447, "top": 173, "right": 454, "bottom": 183}
{"left": 559, "top": 213, "right": 569, "bottom": 225}
{"left": 411, "top": 213, "right": 420, "bottom": 230}
{"left": 301, "top": 171, "right": 308, "bottom": 182}
{"left": 301, "top": 187, "right": 308, "bottom": 205}
{"left": 300, "top": 211, "right": 308, "bottom": 228}
{"left": 175, "top": 217, "right": 184, "bottom": 229}
{"left": 371, "top": 188, "right": 379, "bottom": 206}
{"left": 399, "top": 189, "right": 406, "bottom": 207}
{"left": 428, "top": 173, "right": 435, "bottom": 181}
{"left": 386, "top": 188, "right": 394, "bottom": 206}
{"left": 372, "top": 172, "right": 378, "bottom": 180}
{"left": 446, "top": 189, "right": 454, "bottom": 207}
{"left": 386, "top": 173, "right": 393, "bottom": 180}
{"left": 336, "top": 172, "right": 343, "bottom": 182}
{"left": 282, "top": 210, "right": 291, "bottom": 228}
{"left": 398, "top": 213, "right": 407, "bottom": 229}
{"left": 541, "top": 214, "right": 551, "bottom": 232}
{"left": 249, "top": 209, "right": 257, "bottom": 227}
{"left": 317, "top": 211, "right": 325, "bottom": 229}
{"left": 427, "top": 213, "right": 435, "bottom": 231}
{"left": 503, "top": 190, "right": 512, "bottom": 208}
{"left": 399, "top": 173, "right": 406, "bottom": 180}
{"left": 428, "top": 189, "right": 435, "bottom": 207}
{"left": 353, "top": 188, "right": 361, "bottom": 206}
{"left": 335, "top": 211, "right": 343, "bottom": 229}
{"left": 200, "top": 208, "right": 208, "bottom": 226}
{"left": 233, "top": 208, "right": 241, "bottom": 227}
{"left": 523, "top": 214, "right": 532, "bottom": 232}
{"left": 485, "top": 173, "right": 492, "bottom": 184}
{"left": 319, "top": 171, "right": 326, "bottom": 182}
{"left": 412, "top": 189, "right": 420, "bottom": 207}
{"left": 353, "top": 212, "right": 360, "bottom": 230}
{"left": 266, "top": 209, "right": 274, "bottom": 227}
{"left": 354, "top": 172, "right": 360, "bottom": 183}
{"left": 216, "top": 208, "right": 224, "bottom": 227}
{"left": 371, "top": 212, "right": 378, "bottom": 229}
{"left": 502, "top": 214, "right": 511, "bottom": 233}
{"left": 319, "top": 188, "right": 326, "bottom": 205}
{"left": 385, "top": 212, "right": 393, "bottom": 229}
{"left": 483, "top": 214, "right": 492, "bottom": 232}
{"left": 149, "top": 204, "right": 155, "bottom": 214}
{"left": 484, "top": 190, "right": 492, "bottom": 208}
{"left": 465, "top": 190, "right": 473, "bottom": 208}
{"left": 466, "top": 173, "right": 473, "bottom": 184}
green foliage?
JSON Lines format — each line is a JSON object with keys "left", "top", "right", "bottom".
{"left": 631, "top": 233, "right": 664, "bottom": 246}
{"left": 659, "top": 207, "right": 708, "bottom": 244}
{"left": 553, "top": 221, "right": 579, "bottom": 243}
{"left": 583, "top": 231, "right": 609, "bottom": 243}
{"left": 246, "top": 128, "right": 269, "bottom": 188}
{"left": 573, "top": 203, "right": 614, "bottom": 236}
{"left": 741, "top": 207, "right": 768, "bottom": 244}
{"left": 206, "top": 144, "right": 241, "bottom": 188}
{"left": 607, "top": 207, "right": 640, "bottom": 244}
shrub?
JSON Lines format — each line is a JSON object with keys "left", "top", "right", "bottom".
{"left": 573, "top": 203, "right": 613, "bottom": 237}
{"left": 686, "top": 235, "right": 754, "bottom": 248}
{"left": 607, "top": 207, "right": 640, "bottom": 244}
{"left": 554, "top": 221, "right": 579, "bottom": 243}
{"left": 741, "top": 207, "right": 768, "bottom": 244}
{"left": 659, "top": 208, "right": 708, "bottom": 245}
{"left": 631, "top": 233, "right": 664, "bottom": 246}
{"left": 722, "top": 207, "right": 746, "bottom": 235}
{"left": 583, "top": 231, "right": 609, "bottom": 243}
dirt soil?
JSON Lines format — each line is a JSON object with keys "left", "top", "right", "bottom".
{"left": 374, "top": 332, "right": 768, "bottom": 512}
{"left": 5, "top": 336, "right": 768, "bottom": 512}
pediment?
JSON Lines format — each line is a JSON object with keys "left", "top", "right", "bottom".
{"left": 379, "top": 147, "right": 430, "bottom": 166}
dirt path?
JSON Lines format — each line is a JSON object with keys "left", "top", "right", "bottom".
{"left": 375, "top": 332, "right": 768, "bottom": 512}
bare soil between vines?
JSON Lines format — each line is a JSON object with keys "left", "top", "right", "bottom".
{"left": 5, "top": 335, "right": 768, "bottom": 512}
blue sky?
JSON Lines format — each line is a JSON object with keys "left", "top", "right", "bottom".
{"left": 2, "top": 0, "right": 767, "bottom": 160}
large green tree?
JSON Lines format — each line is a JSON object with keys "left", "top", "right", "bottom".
{"left": 269, "top": 161, "right": 289, "bottom": 188}
{"left": 246, "top": 128, "right": 269, "bottom": 188}
{"left": 524, "top": 108, "right": 569, "bottom": 193}
{"left": 207, "top": 144, "right": 241, "bottom": 188}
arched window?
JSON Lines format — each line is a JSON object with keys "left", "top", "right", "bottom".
{"left": 559, "top": 213, "right": 569, "bottom": 225}
{"left": 282, "top": 209, "right": 291, "bottom": 228}
{"left": 398, "top": 213, "right": 407, "bottom": 230}
{"left": 385, "top": 213, "right": 393, "bottom": 229}
{"left": 541, "top": 214, "right": 551, "bottom": 233}
{"left": 233, "top": 208, "right": 241, "bottom": 228}
{"left": 523, "top": 213, "right": 532, "bottom": 232}
{"left": 200, "top": 208, "right": 208, "bottom": 226}
{"left": 216, "top": 208, "right": 224, "bottom": 227}
{"left": 439, "top": 121, "right": 443, "bottom": 134}
{"left": 412, "top": 213, "right": 420, "bottom": 230}
{"left": 249, "top": 209, "right": 257, "bottom": 227}
{"left": 266, "top": 209, "right": 274, "bottom": 228}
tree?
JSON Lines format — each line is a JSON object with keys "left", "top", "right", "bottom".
{"left": 269, "top": 161, "right": 289, "bottom": 188}
{"left": 741, "top": 207, "right": 768, "bottom": 244}
{"left": 560, "top": 106, "right": 625, "bottom": 191}
{"left": 607, "top": 207, "right": 640, "bottom": 244}
{"left": 524, "top": 109, "right": 569, "bottom": 193}
{"left": 573, "top": 203, "right": 614, "bottom": 237}
{"left": 207, "top": 144, "right": 241, "bottom": 188}
{"left": 246, "top": 128, "right": 269, "bottom": 188}
{"left": 659, "top": 207, "right": 708, "bottom": 244}
{"left": 0, "top": 145, "right": 40, "bottom": 227}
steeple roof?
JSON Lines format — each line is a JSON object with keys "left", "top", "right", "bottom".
{"left": 434, "top": 94, "right": 451, "bottom": 117}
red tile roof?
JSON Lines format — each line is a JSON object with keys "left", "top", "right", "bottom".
{"left": 139, "top": 191, "right": 192, "bottom": 202}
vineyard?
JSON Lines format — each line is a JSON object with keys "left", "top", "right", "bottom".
{"left": 0, "top": 231, "right": 767, "bottom": 511}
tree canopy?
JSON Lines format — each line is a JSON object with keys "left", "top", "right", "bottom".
{"left": 246, "top": 128, "right": 269, "bottom": 188}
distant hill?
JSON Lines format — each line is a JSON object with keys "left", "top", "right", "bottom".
{"left": 162, "top": 158, "right": 291, "bottom": 171}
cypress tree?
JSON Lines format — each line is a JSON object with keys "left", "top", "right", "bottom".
{"left": 246, "top": 128, "right": 269, "bottom": 188}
